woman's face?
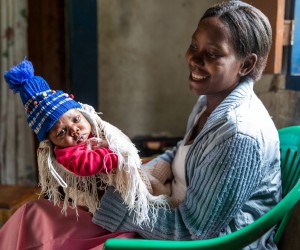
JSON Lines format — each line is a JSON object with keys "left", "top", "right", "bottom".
{"left": 48, "top": 109, "right": 91, "bottom": 148}
{"left": 185, "top": 16, "right": 245, "bottom": 97}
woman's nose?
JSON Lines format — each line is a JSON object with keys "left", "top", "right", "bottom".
{"left": 190, "top": 54, "right": 204, "bottom": 67}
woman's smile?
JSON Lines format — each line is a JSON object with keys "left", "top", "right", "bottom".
{"left": 191, "top": 72, "right": 209, "bottom": 81}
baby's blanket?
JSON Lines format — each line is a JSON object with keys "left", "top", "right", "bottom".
{"left": 37, "top": 103, "right": 169, "bottom": 227}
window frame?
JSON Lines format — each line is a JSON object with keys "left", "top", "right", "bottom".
{"left": 286, "top": 0, "right": 300, "bottom": 90}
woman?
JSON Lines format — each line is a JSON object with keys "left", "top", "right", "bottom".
{"left": 0, "top": 1, "right": 281, "bottom": 249}
{"left": 93, "top": 1, "right": 281, "bottom": 249}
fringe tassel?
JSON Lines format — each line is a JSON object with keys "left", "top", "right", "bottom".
{"left": 37, "top": 103, "right": 169, "bottom": 227}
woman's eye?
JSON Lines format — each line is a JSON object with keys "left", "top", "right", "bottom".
{"left": 190, "top": 44, "right": 197, "bottom": 50}
{"left": 207, "top": 50, "right": 220, "bottom": 58}
{"left": 189, "top": 40, "right": 198, "bottom": 50}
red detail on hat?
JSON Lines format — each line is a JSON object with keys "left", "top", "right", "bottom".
{"left": 70, "top": 94, "right": 74, "bottom": 99}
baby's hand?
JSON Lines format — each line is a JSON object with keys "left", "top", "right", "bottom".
{"left": 86, "top": 138, "right": 109, "bottom": 150}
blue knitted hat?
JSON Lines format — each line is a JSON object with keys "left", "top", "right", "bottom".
{"left": 4, "top": 59, "right": 82, "bottom": 141}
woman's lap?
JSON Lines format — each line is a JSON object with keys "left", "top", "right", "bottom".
{"left": 0, "top": 199, "right": 137, "bottom": 250}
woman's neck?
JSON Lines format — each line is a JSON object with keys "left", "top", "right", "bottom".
{"left": 205, "top": 86, "right": 236, "bottom": 114}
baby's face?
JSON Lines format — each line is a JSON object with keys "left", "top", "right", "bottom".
{"left": 48, "top": 109, "right": 91, "bottom": 148}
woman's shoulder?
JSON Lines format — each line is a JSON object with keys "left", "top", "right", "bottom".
{"left": 204, "top": 93, "right": 278, "bottom": 149}
{"left": 232, "top": 94, "right": 278, "bottom": 140}
{"left": 219, "top": 95, "right": 280, "bottom": 162}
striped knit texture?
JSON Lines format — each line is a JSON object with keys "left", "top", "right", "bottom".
{"left": 27, "top": 90, "right": 81, "bottom": 141}
{"left": 94, "top": 134, "right": 261, "bottom": 239}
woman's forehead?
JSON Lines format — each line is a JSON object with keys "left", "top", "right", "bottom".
{"left": 192, "top": 17, "right": 233, "bottom": 52}
{"left": 196, "top": 16, "right": 230, "bottom": 39}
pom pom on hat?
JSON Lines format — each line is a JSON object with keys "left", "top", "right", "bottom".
{"left": 4, "top": 59, "right": 34, "bottom": 94}
{"left": 4, "top": 59, "right": 81, "bottom": 141}
{"left": 4, "top": 60, "right": 52, "bottom": 106}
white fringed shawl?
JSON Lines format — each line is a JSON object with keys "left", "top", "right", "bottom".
{"left": 37, "top": 103, "right": 169, "bottom": 227}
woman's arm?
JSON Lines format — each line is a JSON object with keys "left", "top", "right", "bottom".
{"left": 93, "top": 133, "right": 262, "bottom": 240}
{"left": 143, "top": 140, "right": 183, "bottom": 166}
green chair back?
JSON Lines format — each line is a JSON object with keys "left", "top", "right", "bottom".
{"left": 279, "top": 126, "right": 300, "bottom": 196}
{"left": 104, "top": 126, "right": 300, "bottom": 250}
{"left": 274, "top": 125, "right": 300, "bottom": 243}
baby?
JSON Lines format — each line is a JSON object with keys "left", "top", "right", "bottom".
{"left": 4, "top": 59, "right": 172, "bottom": 227}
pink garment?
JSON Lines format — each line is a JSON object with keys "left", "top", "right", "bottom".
{"left": 0, "top": 199, "right": 138, "bottom": 250}
{"left": 55, "top": 143, "right": 118, "bottom": 176}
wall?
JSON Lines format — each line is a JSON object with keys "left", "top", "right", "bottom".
{"left": 97, "top": 0, "right": 219, "bottom": 139}
{"left": 255, "top": 74, "right": 300, "bottom": 129}
{"left": 98, "top": 0, "right": 300, "bottom": 139}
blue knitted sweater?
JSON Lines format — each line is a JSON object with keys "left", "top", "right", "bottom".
{"left": 93, "top": 78, "right": 281, "bottom": 249}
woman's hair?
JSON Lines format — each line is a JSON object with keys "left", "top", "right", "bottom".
{"left": 200, "top": 0, "right": 272, "bottom": 81}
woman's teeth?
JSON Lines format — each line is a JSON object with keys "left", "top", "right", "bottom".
{"left": 192, "top": 72, "right": 208, "bottom": 80}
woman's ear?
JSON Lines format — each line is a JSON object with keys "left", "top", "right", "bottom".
{"left": 239, "top": 53, "right": 258, "bottom": 76}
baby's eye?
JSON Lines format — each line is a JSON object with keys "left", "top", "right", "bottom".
{"left": 74, "top": 115, "right": 80, "bottom": 123}
{"left": 57, "top": 128, "right": 66, "bottom": 137}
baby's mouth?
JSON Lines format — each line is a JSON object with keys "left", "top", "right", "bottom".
{"left": 76, "top": 134, "right": 86, "bottom": 144}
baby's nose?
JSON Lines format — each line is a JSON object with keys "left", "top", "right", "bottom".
{"left": 70, "top": 126, "right": 79, "bottom": 136}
